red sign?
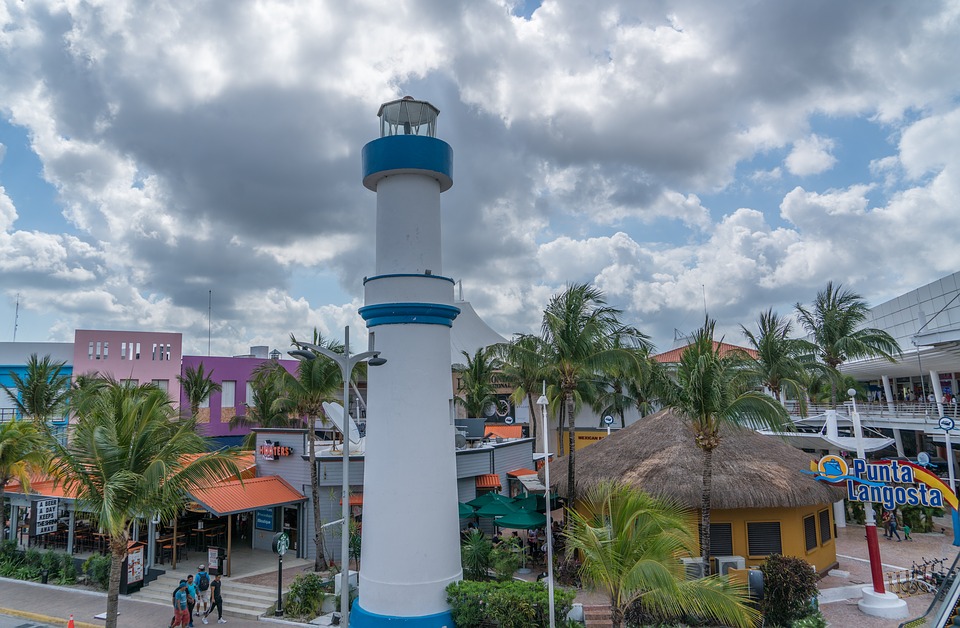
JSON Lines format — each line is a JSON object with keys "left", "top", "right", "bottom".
{"left": 259, "top": 443, "right": 293, "bottom": 459}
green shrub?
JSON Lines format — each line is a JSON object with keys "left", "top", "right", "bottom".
{"left": 792, "top": 611, "right": 827, "bottom": 628}
{"left": 82, "top": 554, "right": 111, "bottom": 590}
{"left": 23, "top": 547, "right": 41, "bottom": 568}
{"left": 58, "top": 553, "right": 77, "bottom": 584}
{"left": 490, "top": 542, "right": 522, "bottom": 581}
{"left": 461, "top": 530, "right": 493, "bottom": 581}
{"left": 446, "top": 579, "right": 574, "bottom": 628}
{"left": 285, "top": 571, "right": 334, "bottom": 618}
{"left": 0, "top": 539, "right": 19, "bottom": 562}
{"left": 759, "top": 554, "right": 819, "bottom": 627}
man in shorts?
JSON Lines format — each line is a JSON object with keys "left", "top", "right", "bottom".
{"left": 172, "top": 581, "right": 191, "bottom": 628}
{"left": 195, "top": 564, "right": 212, "bottom": 618}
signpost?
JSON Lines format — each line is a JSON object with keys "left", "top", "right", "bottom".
{"left": 272, "top": 532, "right": 289, "bottom": 616}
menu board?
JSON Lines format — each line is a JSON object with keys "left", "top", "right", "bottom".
{"left": 31, "top": 498, "right": 59, "bottom": 536}
{"left": 127, "top": 544, "right": 144, "bottom": 584}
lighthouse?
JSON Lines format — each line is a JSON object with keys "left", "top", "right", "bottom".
{"left": 355, "top": 97, "right": 461, "bottom": 626}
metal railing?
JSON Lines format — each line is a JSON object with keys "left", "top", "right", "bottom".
{"left": 787, "top": 401, "right": 960, "bottom": 420}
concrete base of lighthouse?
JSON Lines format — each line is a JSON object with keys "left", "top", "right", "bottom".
{"left": 351, "top": 603, "right": 454, "bottom": 627}
{"left": 857, "top": 587, "right": 908, "bottom": 619}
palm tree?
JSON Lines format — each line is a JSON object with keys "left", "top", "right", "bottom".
{"left": 453, "top": 348, "right": 500, "bottom": 419}
{"left": 229, "top": 361, "right": 299, "bottom": 450}
{"left": 659, "top": 318, "right": 790, "bottom": 572}
{"left": 739, "top": 308, "right": 821, "bottom": 412}
{"left": 47, "top": 380, "right": 240, "bottom": 628}
{"left": 178, "top": 363, "right": 221, "bottom": 419}
{"left": 625, "top": 354, "right": 668, "bottom": 419}
{"left": 1, "top": 354, "right": 71, "bottom": 425}
{"left": 565, "top": 481, "right": 758, "bottom": 628}
{"left": 795, "top": 282, "right": 900, "bottom": 407}
{"left": 537, "top": 283, "right": 650, "bottom": 508}
{"left": 0, "top": 420, "right": 50, "bottom": 524}
{"left": 285, "top": 333, "right": 345, "bottom": 570}
{"left": 496, "top": 334, "right": 546, "bottom": 446}
{"left": 593, "top": 343, "right": 660, "bottom": 428}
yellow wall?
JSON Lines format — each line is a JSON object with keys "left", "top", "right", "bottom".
{"left": 706, "top": 504, "right": 838, "bottom": 574}
{"left": 565, "top": 429, "right": 611, "bottom": 452}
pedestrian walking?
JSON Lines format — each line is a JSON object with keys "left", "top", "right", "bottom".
{"left": 904, "top": 523, "right": 913, "bottom": 541}
{"left": 185, "top": 574, "right": 198, "bottom": 627}
{"left": 171, "top": 580, "right": 191, "bottom": 628}
{"left": 882, "top": 511, "right": 891, "bottom": 538}
{"left": 195, "top": 564, "right": 212, "bottom": 618}
{"left": 887, "top": 515, "right": 902, "bottom": 541}
{"left": 202, "top": 573, "right": 226, "bottom": 624}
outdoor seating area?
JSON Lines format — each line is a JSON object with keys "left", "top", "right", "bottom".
{"left": 460, "top": 491, "right": 565, "bottom": 567}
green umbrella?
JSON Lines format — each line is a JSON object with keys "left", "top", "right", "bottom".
{"left": 458, "top": 502, "right": 476, "bottom": 518}
{"left": 466, "top": 492, "right": 513, "bottom": 509}
{"left": 514, "top": 494, "right": 563, "bottom": 513}
{"left": 474, "top": 499, "right": 519, "bottom": 518}
{"left": 494, "top": 509, "right": 547, "bottom": 529}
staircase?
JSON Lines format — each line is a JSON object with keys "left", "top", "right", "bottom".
{"left": 129, "top": 572, "right": 279, "bottom": 622}
{"left": 582, "top": 603, "right": 614, "bottom": 627}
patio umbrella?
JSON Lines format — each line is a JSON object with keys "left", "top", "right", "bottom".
{"left": 474, "top": 499, "right": 519, "bottom": 518}
{"left": 494, "top": 509, "right": 547, "bottom": 530}
{"left": 466, "top": 492, "right": 513, "bottom": 509}
{"left": 513, "top": 494, "right": 562, "bottom": 513}
{"left": 458, "top": 502, "right": 476, "bottom": 518}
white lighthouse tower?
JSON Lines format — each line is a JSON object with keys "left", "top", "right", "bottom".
{"left": 354, "top": 97, "right": 461, "bottom": 626}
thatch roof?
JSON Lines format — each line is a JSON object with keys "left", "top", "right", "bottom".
{"left": 548, "top": 408, "right": 843, "bottom": 510}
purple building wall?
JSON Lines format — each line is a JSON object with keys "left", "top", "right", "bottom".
{"left": 181, "top": 354, "right": 299, "bottom": 438}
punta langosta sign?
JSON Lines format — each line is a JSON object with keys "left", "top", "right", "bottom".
{"left": 808, "top": 455, "right": 954, "bottom": 511}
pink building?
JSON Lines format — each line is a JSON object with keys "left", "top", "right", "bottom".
{"left": 72, "top": 330, "right": 183, "bottom": 402}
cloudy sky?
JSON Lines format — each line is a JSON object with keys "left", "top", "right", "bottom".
{"left": 1, "top": 0, "right": 958, "bottom": 356}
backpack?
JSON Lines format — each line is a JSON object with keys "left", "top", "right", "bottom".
{"left": 198, "top": 572, "right": 210, "bottom": 591}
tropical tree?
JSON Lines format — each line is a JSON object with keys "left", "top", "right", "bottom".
{"left": 453, "top": 348, "right": 501, "bottom": 419}
{"left": 659, "top": 318, "right": 790, "bottom": 572}
{"left": 47, "top": 380, "right": 240, "bottom": 628}
{"left": 739, "top": 308, "right": 821, "bottom": 412}
{"left": 795, "top": 281, "right": 901, "bottom": 407}
{"left": 565, "top": 482, "right": 758, "bottom": 628}
{"left": 536, "top": 283, "right": 650, "bottom": 508}
{"left": 625, "top": 354, "right": 668, "bottom": 419}
{"left": 177, "top": 363, "right": 221, "bottom": 418}
{"left": 593, "top": 343, "right": 661, "bottom": 428}
{"left": 495, "top": 335, "right": 546, "bottom": 446}
{"left": 0, "top": 420, "right": 50, "bottom": 523}
{"left": 285, "top": 333, "right": 345, "bottom": 571}
{"left": 1, "top": 354, "right": 71, "bottom": 425}
{"left": 229, "top": 361, "right": 299, "bottom": 450}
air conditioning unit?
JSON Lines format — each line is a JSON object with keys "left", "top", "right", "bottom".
{"left": 680, "top": 557, "right": 707, "bottom": 579}
{"left": 713, "top": 555, "right": 746, "bottom": 575}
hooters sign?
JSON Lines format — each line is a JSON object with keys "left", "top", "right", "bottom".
{"left": 259, "top": 440, "right": 293, "bottom": 460}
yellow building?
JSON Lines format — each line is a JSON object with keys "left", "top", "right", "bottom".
{"left": 549, "top": 408, "right": 843, "bottom": 574}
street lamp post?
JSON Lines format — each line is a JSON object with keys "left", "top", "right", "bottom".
{"left": 290, "top": 326, "right": 385, "bottom": 628}
{"left": 848, "top": 389, "right": 885, "bottom": 594}
{"left": 537, "top": 383, "right": 555, "bottom": 628}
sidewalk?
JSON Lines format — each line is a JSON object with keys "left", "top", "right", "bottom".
{"left": 0, "top": 577, "right": 304, "bottom": 628}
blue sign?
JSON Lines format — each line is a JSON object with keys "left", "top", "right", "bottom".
{"left": 255, "top": 509, "right": 274, "bottom": 531}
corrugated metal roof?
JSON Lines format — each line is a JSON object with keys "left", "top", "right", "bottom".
{"left": 507, "top": 468, "right": 538, "bottom": 478}
{"left": 189, "top": 475, "right": 306, "bottom": 517}
{"left": 339, "top": 494, "right": 363, "bottom": 506}
{"left": 475, "top": 474, "right": 501, "bottom": 489}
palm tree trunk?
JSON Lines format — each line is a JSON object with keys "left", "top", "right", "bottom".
{"left": 557, "top": 402, "right": 566, "bottom": 457}
{"left": 526, "top": 392, "right": 538, "bottom": 448}
{"left": 700, "top": 446, "right": 713, "bottom": 575}
{"left": 566, "top": 394, "right": 577, "bottom": 513}
{"left": 308, "top": 430, "right": 328, "bottom": 570}
{"left": 105, "top": 535, "right": 127, "bottom": 628}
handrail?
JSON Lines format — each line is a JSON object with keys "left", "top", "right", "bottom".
{"left": 897, "top": 548, "right": 960, "bottom": 628}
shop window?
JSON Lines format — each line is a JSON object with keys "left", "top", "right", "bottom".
{"left": 747, "top": 521, "right": 782, "bottom": 557}
{"left": 222, "top": 381, "right": 236, "bottom": 407}
{"left": 152, "top": 379, "right": 169, "bottom": 393}
{"left": 710, "top": 523, "right": 734, "bottom": 556}
{"left": 246, "top": 382, "right": 255, "bottom": 408}
{"left": 803, "top": 515, "right": 817, "bottom": 552}
{"left": 818, "top": 509, "right": 832, "bottom": 544}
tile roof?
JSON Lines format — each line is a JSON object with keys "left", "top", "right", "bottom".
{"left": 484, "top": 425, "right": 523, "bottom": 440}
{"left": 189, "top": 475, "right": 306, "bottom": 517}
{"left": 652, "top": 341, "right": 758, "bottom": 364}
{"left": 475, "top": 474, "right": 502, "bottom": 489}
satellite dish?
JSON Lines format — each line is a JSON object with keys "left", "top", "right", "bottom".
{"left": 455, "top": 433, "right": 467, "bottom": 449}
{"left": 322, "top": 401, "right": 362, "bottom": 444}
{"left": 504, "top": 416, "right": 515, "bottom": 425}
{"left": 918, "top": 452, "right": 931, "bottom": 466}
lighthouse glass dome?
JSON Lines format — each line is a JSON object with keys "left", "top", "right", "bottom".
{"left": 377, "top": 97, "right": 439, "bottom": 138}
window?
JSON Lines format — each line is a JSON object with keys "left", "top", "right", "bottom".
{"left": 88, "top": 341, "right": 94, "bottom": 360}
{"left": 222, "top": 381, "right": 236, "bottom": 408}
{"left": 818, "top": 509, "right": 832, "bottom": 544}
{"left": 135, "top": 342, "right": 141, "bottom": 360}
{"left": 120, "top": 379, "right": 138, "bottom": 388}
{"left": 96, "top": 341, "right": 102, "bottom": 360}
{"left": 200, "top": 390, "right": 210, "bottom": 409}
{"left": 803, "top": 515, "right": 818, "bottom": 552}
{"left": 152, "top": 343, "right": 158, "bottom": 360}
{"left": 246, "top": 382, "right": 255, "bottom": 408}
{"left": 151, "top": 379, "right": 169, "bottom": 393}
{"left": 747, "top": 522, "right": 782, "bottom": 557}
{"left": 166, "top": 344, "right": 172, "bottom": 361}
{"left": 121, "top": 342, "right": 127, "bottom": 360}
{"left": 710, "top": 523, "right": 734, "bottom": 556}
{"left": 103, "top": 342, "right": 108, "bottom": 360}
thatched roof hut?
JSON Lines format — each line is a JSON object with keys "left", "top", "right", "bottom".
{"left": 549, "top": 408, "right": 843, "bottom": 509}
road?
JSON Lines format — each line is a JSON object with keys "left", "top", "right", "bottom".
{"left": 0, "top": 614, "right": 55, "bottom": 628}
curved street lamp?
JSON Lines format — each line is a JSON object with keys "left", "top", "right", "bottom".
{"left": 537, "top": 383, "right": 555, "bottom": 628}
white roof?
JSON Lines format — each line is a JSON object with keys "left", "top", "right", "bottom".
{"left": 450, "top": 301, "right": 507, "bottom": 365}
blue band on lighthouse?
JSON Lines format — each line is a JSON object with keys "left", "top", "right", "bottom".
{"left": 362, "top": 135, "right": 453, "bottom": 192}
{"left": 358, "top": 302, "right": 460, "bottom": 328}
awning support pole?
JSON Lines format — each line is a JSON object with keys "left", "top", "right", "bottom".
{"left": 172, "top": 516, "right": 178, "bottom": 570}
{"left": 227, "top": 514, "right": 232, "bottom": 577}
{"left": 67, "top": 508, "right": 76, "bottom": 555}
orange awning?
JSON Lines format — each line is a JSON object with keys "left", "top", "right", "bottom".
{"left": 475, "top": 474, "right": 502, "bottom": 489}
{"left": 339, "top": 494, "right": 364, "bottom": 506}
{"left": 189, "top": 475, "right": 306, "bottom": 517}
{"left": 507, "top": 468, "right": 538, "bottom": 478}
{"left": 485, "top": 425, "right": 522, "bottom": 440}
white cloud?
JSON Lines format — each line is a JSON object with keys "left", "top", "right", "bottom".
{"left": 785, "top": 135, "right": 838, "bottom": 176}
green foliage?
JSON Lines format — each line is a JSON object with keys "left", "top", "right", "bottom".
{"left": 0, "top": 539, "right": 19, "bottom": 562}
{"left": 445, "top": 579, "right": 574, "bottom": 628}
{"left": 348, "top": 518, "right": 361, "bottom": 570}
{"left": 0, "top": 547, "right": 75, "bottom": 584}
{"left": 759, "top": 554, "right": 819, "bottom": 627}
{"left": 792, "top": 611, "right": 827, "bottom": 628}
{"left": 490, "top": 539, "right": 522, "bottom": 581}
{"left": 285, "top": 571, "right": 334, "bottom": 618}
{"left": 23, "top": 547, "right": 41, "bottom": 568}
{"left": 453, "top": 348, "right": 501, "bottom": 419}
{"left": 901, "top": 505, "right": 943, "bottom": 533}
{"left": 461, "top": 529, "right": 493, "bottom": 581}
{"left": 83, "top": 554, "right": 112, "bottom": 590}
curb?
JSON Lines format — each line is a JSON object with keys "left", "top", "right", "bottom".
{"left": 0, "top": 607, "right": 100, "bottom": 628}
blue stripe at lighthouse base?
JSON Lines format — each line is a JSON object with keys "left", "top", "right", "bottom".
{"left": 362, "top": 135, "right": 453, "bottom": 192}
{"left": 359, "top": 302, "right": 460, "bottom": 328}
{"left": 351, "top": 603, "right": 455, "bottom": 627}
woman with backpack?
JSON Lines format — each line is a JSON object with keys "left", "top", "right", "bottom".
{"left": 195, "top": 564, "right": 212, "bottom": 619}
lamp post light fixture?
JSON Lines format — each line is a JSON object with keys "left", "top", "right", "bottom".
{"left": 537, "top": 382, "right": 555, "bottom": 628}
{"left": 289, "top": 326, "right": 385, "bottom": 627}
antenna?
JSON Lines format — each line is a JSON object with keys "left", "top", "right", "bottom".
{"left": 701, "top": 284, "right": 707, "bottom": 318}
{"left": 458, "top": 280, "right": 463, "bottom": 301}
{"left": 207, "top": 290, "right": 212, "bottom": 356}
{"left": 13, "top": 293, "right": 19, "bottom": 342}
